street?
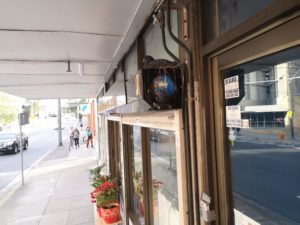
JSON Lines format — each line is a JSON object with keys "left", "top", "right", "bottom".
{"left": 0, "top": 117, "right": 73, "bottom": 190}
{"left": 231, "top": 141, "right": 300, "bottom": 223}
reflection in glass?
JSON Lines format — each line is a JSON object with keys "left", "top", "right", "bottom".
{"left": 129, "top": 126, "right": 145, "bottom": 225}
{"left": 218, "top": 0, "right": 275, "bottom": 34}
{"left": 224, "top": 46, "right": 300, "bottom": 224}
{"left": 150, "top": 129, "right": 179, "bottom": 225}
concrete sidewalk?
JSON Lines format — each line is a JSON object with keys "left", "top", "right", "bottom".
{"left": 0, "top": 142, "right": 97, "bottom": 225}
{"left": 236, "top": 128, "right": 300, "bottom": 147}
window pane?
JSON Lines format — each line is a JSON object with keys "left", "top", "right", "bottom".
{"left": 223, "top": 46, "right": 300, "bottom": 224}
{"left": 150, "top": 129, "right": 179, "bottom": 225}
{"left": 129, "top": 126, "right": 145, "bottom": 224}
{"left": 219, "top": 0, "right": 275, "bottom": 34}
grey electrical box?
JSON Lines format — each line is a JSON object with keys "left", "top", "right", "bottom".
{"left": 19, "top": 112, "right": 29, "bottom": 125}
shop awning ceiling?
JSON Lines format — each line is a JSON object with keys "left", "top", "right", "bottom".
{"left": 0, "top": 0, "right": 156, "bottom": 99}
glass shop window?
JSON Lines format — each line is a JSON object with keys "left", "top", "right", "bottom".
{"left": 202, "top": 0, "right": 276, "bottom": 43}
{"left": 223, "top": 46, "right": 300, "bottom": 224}
{"left": 129, "top": 126, "right": 145, "bottom": 225}
{"left": 218, "top": 0, "right": 275, "bottom": 34}
{"left": 149, "top": 129, "right": 179, "bottom": 225}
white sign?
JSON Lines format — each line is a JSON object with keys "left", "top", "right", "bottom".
{"left": 224, "top": 75, "right": 240, "bottom": 99}
{"left": 226, "top": 105, "right": 241, "bottom": 128}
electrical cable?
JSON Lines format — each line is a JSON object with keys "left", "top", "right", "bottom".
{"left": 165, "top": 0, "right": 196, "bottom": 223}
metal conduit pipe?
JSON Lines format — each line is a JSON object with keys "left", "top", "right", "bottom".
{"left": 157, "top": 6, "right": 193, "bottom": 224}
{"left": 165, "top": 0, "right": 200, "bottom": 224}
{"left": 122, "top": 62, "right": 128, "bottom": 104}
{"left": 157, "top": 9, "right": 180, "bottom": 62}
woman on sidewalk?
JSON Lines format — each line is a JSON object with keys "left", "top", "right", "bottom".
{"left": 73, "top": 128, "right": 80, "bottom": 149}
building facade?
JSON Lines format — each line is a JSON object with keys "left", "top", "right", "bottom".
{"left": 95, "top": 1, "right": 300, "bottom": 225}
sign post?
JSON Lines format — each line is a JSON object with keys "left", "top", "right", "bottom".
{"left": 18, "top": 111, "right": 29, "bottom": 185}
{"left": 19, "top": 121, "right": 24, "bottom": 185}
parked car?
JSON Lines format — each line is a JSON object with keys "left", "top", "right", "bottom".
{"left": 0, "top": 132, "right": 28, "bottom": 154}
{"left": 150, "top": 129, "right": 172, "bottom": 142}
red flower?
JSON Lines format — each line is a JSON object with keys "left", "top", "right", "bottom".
{"left": 99, "top": 181, "right": 115, "bottom": 192}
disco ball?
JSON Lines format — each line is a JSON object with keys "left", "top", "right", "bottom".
{"left": 151, "top": 74, "right": 176, "bottom": 103}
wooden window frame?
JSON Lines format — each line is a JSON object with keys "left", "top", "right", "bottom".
{"left": 107, "top": 110, "right": 188, "bottom": 225}
{"left": 207, "top": 13, "right": 300, "bottom": 225}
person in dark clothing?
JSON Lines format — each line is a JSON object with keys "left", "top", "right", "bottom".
{"left": 86, "top": 127, "right": 93, "bottom": 148}
{"left": 73, "top": 128, "right": 80, "bottom": 148}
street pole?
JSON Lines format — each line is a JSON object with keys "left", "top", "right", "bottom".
{"left": 19, "top": 117, "right": 24, "bottom": 185}
{"left": 58, "top": 99, "right": 63, "bottom": 146}
{"left": 288, "top": 80, "right": 295, "bottom": 139}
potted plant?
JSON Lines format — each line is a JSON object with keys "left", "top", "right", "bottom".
{"left": 89, "top": 163, "right": 108, "bottom": 217}
{"left": 89, "top": 163, "right": 106, "bottom": 203}
{"left": 89, "top": 163, "right": 106, "bottom": 181}
{"left": 96, "top": 178, "right": 120, "bottom": 224}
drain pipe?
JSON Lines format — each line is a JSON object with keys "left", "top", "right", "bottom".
{"left": 165, "top": 0, "right": 199, "bottom": 224}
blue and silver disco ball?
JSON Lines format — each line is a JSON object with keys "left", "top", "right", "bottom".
{"left": 151, "top": 74, "right": 176, "bottom": 102}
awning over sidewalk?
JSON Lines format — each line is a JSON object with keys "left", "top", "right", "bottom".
{"left": 0, "top": 0, "right": 156, "bottom": 99}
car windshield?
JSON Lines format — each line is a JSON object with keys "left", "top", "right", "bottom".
{"left": 0, "top": 133, "right": 16, "bottom": 139}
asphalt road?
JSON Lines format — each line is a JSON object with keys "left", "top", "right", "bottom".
{"left": 231, "top": 141, "right": 300, "bottom": 223}
{"left": 0, "top": 118, "right": 72, "bottom": 190}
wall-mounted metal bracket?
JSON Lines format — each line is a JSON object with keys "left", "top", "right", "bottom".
{"left": 168, "top": 3, "right": 189, "bottom": 40}
{"left": 154, "top": 1, "right": 189, "bottom": 40}
{"left": 200, "top": 193, "right": 216, "bottom": 222}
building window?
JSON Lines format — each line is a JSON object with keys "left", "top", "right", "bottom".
{"left": 128, "top": 125, "right": 145, "bottom": 225}
{"left": 202, "top": 0, "right": 276, "bottom": 43}
{"left": 223, "top": 45, "right": 300, "bottom": 223}
{"left": 149, "top": 129, "right": 179, "bottom": 225}
{"left": 218, "top": 0, "right": 275, "bottom": 34}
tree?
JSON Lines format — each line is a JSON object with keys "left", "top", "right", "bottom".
{"left": 0, "top": 92, "right": 20, "bottom": 126}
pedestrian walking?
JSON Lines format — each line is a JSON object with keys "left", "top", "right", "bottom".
{"left": 69, "top": 127, "right": 74, "bottom": 150}
{"left": 73, "top": 128, "right": 80, "bottom": 148}
{"left": 86, "top": 127, "right": 93, "bottom": 148}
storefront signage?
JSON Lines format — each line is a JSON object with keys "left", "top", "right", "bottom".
{"left": 224, "top": 75, "right": 240, "bottom": 99}
{"left": 18, "top": 112, "right": 29, "bottom": 125}
{"left": 226, "top": 105, "right": 241, "bottom": 128}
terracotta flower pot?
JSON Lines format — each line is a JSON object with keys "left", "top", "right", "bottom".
{"left": 97, "top": 207, "right": 102, "bottom": 217}
{"left": 100, "top": 203, "right": 120, "bottom": 224}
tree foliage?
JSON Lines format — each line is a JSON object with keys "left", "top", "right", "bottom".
{"left": 0, "top": 93, "right": 20, "bottom": 126}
